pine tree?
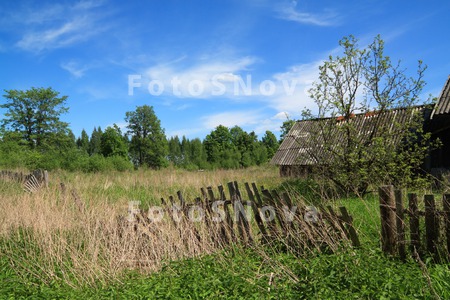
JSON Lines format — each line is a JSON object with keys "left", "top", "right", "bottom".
{"left": 89, "top": 127, "right": 103, "bottom": 156}
{"left": 76, "top": 129, "right": 90, "bottom": 153}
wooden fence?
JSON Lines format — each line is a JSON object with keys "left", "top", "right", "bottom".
{"left": 129, "top": 181, "right": 360, "bottom": 252}
{"left": 0, "top": 169, "right": 48, "bottom": 193}
{"left": 379, "top": 185, "right": 450, "bottom": 260}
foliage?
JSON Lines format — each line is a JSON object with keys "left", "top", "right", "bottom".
{"left": 2, "top": 241, "right": 447, "bottom": 299}
{"left": 100, "top": 125, "right": 128, "bottom": 158}
{"left": 1, "top": 168, "right": 449, "bottom": 299}
{"left": 0, "top": 87, "right": 280, "bottom": 172}
{"left": 262, "top": 130, "right": 279, "bottom": 158}
{"left": 89, "top": 127, "right": 103, "bottom": 156}
{"left": 202, "top": 125, "right": 273, "bottom": 169}
{"left": 279, "top": 119, "right": 295, "bottom": 143}
{"left": 125, "top": 105, "right": 168, "bottom": 169}
{"left": 1, "top": 87, "right": 69, "bottom": 148}
{"left": 304, "top": 35, "right": 433, "bottom": 196}
{"left": 76, "top": 129, "right": 90, "bottom": 153}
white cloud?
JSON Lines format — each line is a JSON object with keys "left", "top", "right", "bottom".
{"left": 143, "top": 56, "right": 258, "bottom": 99}
{"left": 201, "top": 110, "right": 263, "bottom": 129}
{"left": 199, "top": 111, "right": 292, "bottom": 136}
{"left": 215, "top": 72, "right": 241, "bottom": 82}
{"left": 262, "top": 61, "right": 322, "bottom": 117}
{"left": 166, "top": 127, "right": 205, "bottom": 139}
{"left": 60, "top": 60, "right": 90, "bottom": 78}
{"left": 175, "top": 104, "right": 192, "bottom": 111}
{"left": 105, "top": 121, "right": 128, "bottom": 132}
{"left": 17, "top": 17, "right": 98, "bottom": 52}
{"left": 13, "top": 1, "right": 109, "bottom": 52}
{"left": 275, "top": 1, "right": 339, "bottom": 26}
{"left": 272, "top": 111, "right": 290, "bottom": 120}
{"left": 253, "top": 117, "right": 283, "bottom": 135}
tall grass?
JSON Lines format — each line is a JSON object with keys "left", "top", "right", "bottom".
{"left": 1, "top": 166, "right": 449, "bottom": 298}
{"left": 0, "top": 166, "right": 285, "bottom": 288}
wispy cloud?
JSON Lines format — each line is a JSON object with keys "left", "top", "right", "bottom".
{"left": 106, "top": 121, "right": 128, "bottom": 131}
{"left": 12, "top": 0, "right": 110, "bottom": 53}
{"left": 275, "top": 1, "right": 339, "bottom": 26}
{"left": 200, "top": 110, "right": 293, "bottom": 136}
{"left": 201, "top": 110, "right": 264, "bottom": 130}
{"left": 255, "top": 61, "right": 321, "bottom": 118}
{"left": 166, "top": 127, "right": 205, "bottom": 139}
{"left": 142, "top": 56, "right": 258, "bottom": 99}
{"left": 17, "top": 18, "right": 91, "bottom": 51}
{"left": 60, "top": 60, "right": 91, "bottom": 78}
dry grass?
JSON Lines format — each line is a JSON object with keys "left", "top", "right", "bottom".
{"left": 0, "top": 165, "right": 285, "bottom": 288}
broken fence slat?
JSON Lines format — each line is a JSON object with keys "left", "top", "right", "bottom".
{"left": 338, "top": 206, "right": 360, "bottom": 248}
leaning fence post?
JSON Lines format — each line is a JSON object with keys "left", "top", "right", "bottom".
{"left": 339, "top": 206, "right": 360, "bottom": 248}
{"left": 395, "top": 189, "right": 406, "bottom": 260}
{"left": 379, "top": 185, "right": 396, "bottom": 255}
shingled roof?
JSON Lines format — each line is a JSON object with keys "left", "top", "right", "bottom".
{"left": 431, "top": 75, "right": 450, "bottom": 118}
{"left": 271, "top": 106, "right": 426, "bottom": 166}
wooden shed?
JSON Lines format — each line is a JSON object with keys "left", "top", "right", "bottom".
{"left": 271, "top": 76, "right": 450, "bottom": 178}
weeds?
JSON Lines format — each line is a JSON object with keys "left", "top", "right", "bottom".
{"left": 1, "top": 166, "right": 449, "bottom": 298}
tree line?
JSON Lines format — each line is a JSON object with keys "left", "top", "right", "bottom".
{"left": 0, "top": 87, "right": 288, "bottom": 172}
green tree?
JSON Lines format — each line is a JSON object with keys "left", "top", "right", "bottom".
{"left": 89, "top": 127, "right": 103, "bottom": 156}
{"left": 305, "top": 35, "right": 430, "bottom": 195}
{"left": 252, "top": 142, "right": 268, "bottom": 165}
{"left": 125, "top": 105, "right": 168, "bottom": 168}
{"left": 204, "top": 125, "right": 240, "bottom": 168}
{"left": 190, "top": 138, "right": 208, "bottom": 169}
{"left": 76, "top": 129, "right": 90, "bottom": 153}
{"left": 279, "top": 119, "right": 295, "bottom": 143}
{"left": 230, "top": 126, "right": 260, "bottom": 167}
{"left": 1, "top": 87, "right": 69, "bottom": 148}
{"left": 168, "top": 136, "right": 183, "bottom": 166}
{"left": 100, "top": 125, "right": 128, "bottom": 158}
{"left": 261, "top": 130, "right": 279, "bottom": 158}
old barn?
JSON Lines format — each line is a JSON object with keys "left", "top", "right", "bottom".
{"left": 271, "top": 76, "right": 450, "bottom": 177}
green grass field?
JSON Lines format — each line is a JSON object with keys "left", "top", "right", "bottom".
{"left": 1, "top": 166, "right": 450, "bottom": 299}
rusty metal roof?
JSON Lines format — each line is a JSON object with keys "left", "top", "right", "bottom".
{"left": 271, "top": 106, "right": 426, "bottom": 166}
{"left": 431, "top": 75, "right": 450, "bottom": 118}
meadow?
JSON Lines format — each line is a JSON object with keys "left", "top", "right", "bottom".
{"left": 1, "top": 165, "right": 450, "bottom": 299}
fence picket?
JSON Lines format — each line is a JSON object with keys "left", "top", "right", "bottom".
{"left": 379, "top": 185, "right": 396, "bottom": 255}
{"left": 424, "top": 195, "right": 438, "bottom": 257}
{"left": 443, "top": 194, "right": 450, "bottom": 258}
{"left": 395, "top": 189, "right": 406, "bottom": 260}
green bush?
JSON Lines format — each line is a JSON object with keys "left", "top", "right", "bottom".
{"left": 108, "top": 155, "right": 133, "bottom": 171}
{"left": 86, "top": 154, "right": 110, "bottom": 172}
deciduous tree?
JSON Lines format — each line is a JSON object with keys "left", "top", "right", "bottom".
{"left": 100, "top": 125, "right": 128, "bottom": 158}
{"left": 125, "top": 105, "right": 168, "bottom": 168}
{"left": 304, "top": 35, "right": 432, "bottom": 195}
{"left": 1, "top": 87, "right": 69, "bottom": 148}
{"left": 262, "top": 130, "right": 279, "bottom": 158}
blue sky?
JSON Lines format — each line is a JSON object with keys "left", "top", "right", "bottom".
{"left": 1, "top": 0, "right": 450, "bottom": 140}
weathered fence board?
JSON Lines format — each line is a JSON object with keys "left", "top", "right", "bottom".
{"left": 1, "top": 169, "right": 48, "bottom": 193}
{"left": 394, "top": 189, "right": 406, "bottom": 261}
{"left": 379, "top": 185, "right": 396, "bottom": 255}
{"left": 380, "top": 185, "right": 450, "bottom": 260}
{"left": 408, "top": 193, "right": 421, "bottom": 254}
{"left": 131, "top": 181, "right": 360, "bottom": 253}
{"left": 444, "top": 194, "right": 450, "bottom": 258}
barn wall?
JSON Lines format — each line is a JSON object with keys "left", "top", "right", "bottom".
{"left": 279, "top": 165, "right": 312, "bottom": 178}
